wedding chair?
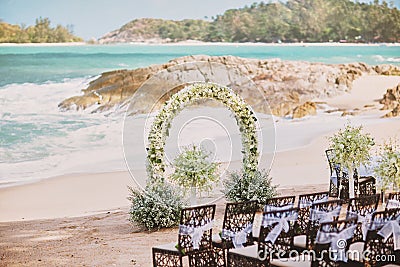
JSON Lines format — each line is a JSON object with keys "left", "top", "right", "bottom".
{"left": 188, "top": 249, "right": 218, "bottom": 267}
{"left": 357, "top": 174, "right": 376, "bottom": 197}
{"left": 335, "top": 164, "right": 376, "bottom": 199}
{"left": 253, "top": 196, "right": 296, "bottom": 241}
{"left": 348, "top": 208, "right": 400, "bottom": 266}
{"left": 326, "top": 148, "right": 376, "bottom": 200}
{"left": 227, "top": 207, "right": 299, "bottom": 267}
{"left": 263, "top": 195, "right": 297, "bottom": 212}
{"left": 346, "top": 194, "right": 380, "bottom": 243}
{"left": 386, "top": 192, "right": 400, "bottom": 210}
{"left": 298, "top": 199, "right": 343, "bottom": 251}
{"left": 293, "top": 191, "right": 329, "bottom": 252}
{"left": 271, "top": 217, "right": 358, "bottom": 267}
{"left": 313, "top": 218, "right": 358, "bottom": 266}
{"left": 211, "top": 200, "right": 258, "bottom": 267}
{"left": 152, "top": 204, "right": 216, "bottom": 267}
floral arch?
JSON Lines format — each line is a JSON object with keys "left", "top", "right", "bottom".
{"left": 147, "top": 82, "right": 259, "bottom": 181}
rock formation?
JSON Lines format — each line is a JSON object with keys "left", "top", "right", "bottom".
{"left": 384, "top": 105, "right": 400, "bottom": 118}
{"left": 292, "top": 102, "right": 317, "bottom": 119}
{"left": 58, "top": 55, "right": 399, "bottom": 117}
{"left": 374, "top": 65, "right": 400, "bottom": 76}
{"left": 381, "top": 83, "right": 400, "bottom": 117}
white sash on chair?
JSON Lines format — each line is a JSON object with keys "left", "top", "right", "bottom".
{"left": 262, "top": 211, "right": 298, "bottom": 244}
{"left": 377, "top": 216, "right": 400, "bottom": 250}
{"left": 386, "top": 199, "right": 400, "bottom": 210}
{"left": 221, "top": 223, "right": 253, "bottom": 248}
{"left": 316, "top": 225, "right": 357, "bottom": 262}
{"left": 310, "top": 206, "right": 341, "bottom": 223}
{"left": 179, "top": 220, "right": 214, "bottom": 249}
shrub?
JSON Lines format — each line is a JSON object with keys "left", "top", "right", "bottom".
{"left": 128, "top": 181, "right": 186, "bottom": 230}
{"left": 222, "top": 169, "right": 277, "bottom": 205}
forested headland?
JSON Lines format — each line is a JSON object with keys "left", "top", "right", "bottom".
{"left": 0, "top": 17, "right": 83, "bottom": 43}
{"left": 100, "top": 0, "right": 400, "bottom": 43}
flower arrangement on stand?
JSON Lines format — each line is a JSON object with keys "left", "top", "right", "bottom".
{"left": 329, "top": 124, "right": 375, "bottom": 198}
{"left": 374, "top": 139, "right": 400, "bottom": 200}
{"left": 170, "top": 145, "right": 219, "bottom": 205}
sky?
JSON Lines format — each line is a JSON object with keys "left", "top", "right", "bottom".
{"left": 1, "top": 0, "right": 400, "bottom": 40}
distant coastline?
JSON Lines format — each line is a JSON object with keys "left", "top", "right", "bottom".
{"left": 1, "top": 41, "right": 400, "bottom": 47}
{"left": 0, "top": 42, "right": 87, "bottom": 47}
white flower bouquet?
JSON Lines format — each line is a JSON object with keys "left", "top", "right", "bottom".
{"left": 374, "top": 140, "right": 400, "bottom": 191}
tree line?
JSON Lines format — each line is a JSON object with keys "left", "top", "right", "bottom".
{"left": 112, "top": 0, "right": 400, "bottom": 43}
{"left": 0, "top": 17, "right": 83, "bottom": 43}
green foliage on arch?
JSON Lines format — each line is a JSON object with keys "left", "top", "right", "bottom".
{"left": 146, "top": 82, "right": 259, "bottom": 182}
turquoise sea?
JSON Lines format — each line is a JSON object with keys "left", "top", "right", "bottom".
{"left": 1, "top": 44, "right": 399, "bottom": 86}
{"left": 0, "top": 44, "right": 399, "bottom": 185}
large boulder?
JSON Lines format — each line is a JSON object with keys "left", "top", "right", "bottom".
{"left": 58, "top": 66, "right": 165, "bottom": 112}
{"left": 292, "top": 101, "right": 317, "bottom": 119}
{"left": 380, "top": 83, "right": 400, "bottom": 117}
{"left": 380, "top": 84, "right": 400, "bottom": 110}
{"left": 58, "top": 55, "right": 395, "bottom": 117}
{"left": 384, "top": 104, "right": 400, "bottom": 118}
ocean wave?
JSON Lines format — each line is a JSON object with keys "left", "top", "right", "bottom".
{"left": 0, "top": 78, "right": 126, "bottom": 185}
{"left": 372, "top": 55, "right": 400, "bottom": 63}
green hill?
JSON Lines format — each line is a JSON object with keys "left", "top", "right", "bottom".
{"left": 99, "top": 0, "right": 400, "bottom": 43}
{"left": 0, "top": 17, "right": 83, "bottom": 43}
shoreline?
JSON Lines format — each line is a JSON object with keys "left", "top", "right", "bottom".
{"left": 0, "top": 42, "right": 87, "bottom": 47}
{"left": 1, "top": 41, "right": 400, "bottom": 47}
{"left": 123, "top": 40, "right": 400, "bottom": 47}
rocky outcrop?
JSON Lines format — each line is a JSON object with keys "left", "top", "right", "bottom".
{"left": 98, "top": 18, "right": 166, "bottom": 44}
{"left": 59, "top": 55, "right": 393, "bottom": 117}
{"left": 341, "top": 110, "right": 360, "bottom": 117}
{"left": 380, "top": 84, "right": 400, "bottom": 110}
{"left": 384, "top": 105, "right": 400, "bottom": 118}
{"left": 374, "top": 65, "right": 400, "bottom": 76}
{"left": 292, "top": 101, "right": 317, "bottom": 118}
{"left": 380, "top": 83, "right": 400, "bottom": 117}
{"left": 58, "top": 66, "right": 165, "bottom": 112}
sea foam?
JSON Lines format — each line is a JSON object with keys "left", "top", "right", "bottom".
{"left": 0, "top": 78, "right": 126, "bottom": 186}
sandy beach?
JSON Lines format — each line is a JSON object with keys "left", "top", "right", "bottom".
{"left": 130, "top": 40, "right": 400, "bottom": 47}
{"left": 1, "top": 75, "right": 400, "bottom": 266}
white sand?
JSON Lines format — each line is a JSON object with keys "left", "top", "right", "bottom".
{"left": 0, "top": 42, "right": 86, "bottom": 47}
{"left": 163, "top": 41, "right": 400, "bottom": 47}
{"left": 0, "top": 172, "right": 132, "bottom": 221}
{"left": 0, "top": 74, "right": 399, "bottom": 222}
{"left": 319, "top": 75, "right": 400, "bottom": 111}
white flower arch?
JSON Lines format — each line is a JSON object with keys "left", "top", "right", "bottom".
{"left": 147, "top": 82, "right": 259, "bottom": 181}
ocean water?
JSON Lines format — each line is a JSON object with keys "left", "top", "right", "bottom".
{"left": 1, "top": 44, "right": 400, "bottom": 86}
{"left": 0, "top": 44, "right": 399, "bottom": 186}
